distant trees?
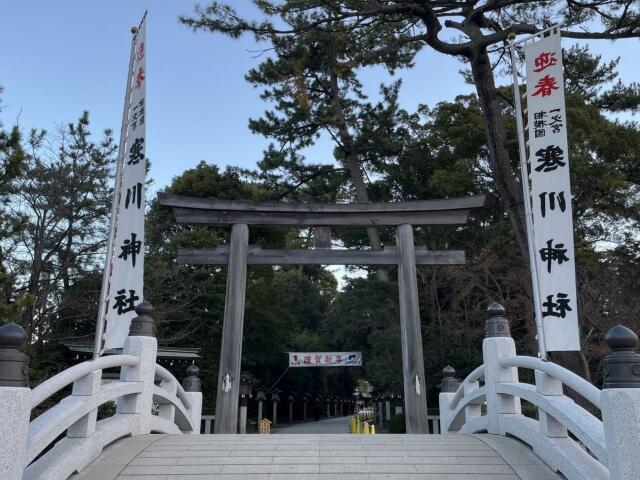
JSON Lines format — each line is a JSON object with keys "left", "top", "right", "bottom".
{"left": 0, "top": 112, "right": 115, "bottom": 379}
{"left": 0, "top": 87, "right": 26, "bottom": 321}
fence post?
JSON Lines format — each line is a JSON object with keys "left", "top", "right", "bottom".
{"left": 117, "top": 302, "right": 158, "bottom": 435}
{"left": 182, "top": 365, "right": 202, "bottom": 434}
{"left": 0, "top": 322, "right": 30, "bottom": 480}
{"left": 601, "top": 325, "right": 640, "bottom": 480}
{"left": 482, "top": 303, "right": 520, "bottom": 434}
{"left": 438, "top": 365, "right": 459, "bottom": 434}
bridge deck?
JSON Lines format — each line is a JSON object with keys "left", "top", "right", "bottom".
{"left": 74, "top": 432, "right": 560, "bottom": 480}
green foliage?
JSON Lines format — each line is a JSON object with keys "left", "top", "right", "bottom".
{"left": 0, "top": 88, "right": 26, "bottom": 321}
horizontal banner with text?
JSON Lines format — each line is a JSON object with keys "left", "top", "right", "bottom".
{"left": 289, "top": 352, "right": 362, "bottom": 367}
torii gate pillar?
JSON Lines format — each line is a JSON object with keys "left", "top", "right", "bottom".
{"left": 214, "top": 223, "right": 248, "bottom": 433}
{"left": 396, "top": 224, "right": 429, "bottom": 433}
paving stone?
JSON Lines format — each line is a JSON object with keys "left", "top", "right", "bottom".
{"left": 268, "top": 475, "right": 368, "bottom": 480}
{"left": 72, "top": 424, "right": 566, "bottom": 479}
{"left": 511, "top": 464, "right": 563, "bottom": 480}
{"left": 369, "top": 474, "right": 471, "bottom": 479}
{"left": 414, "top": 464, "right": 515, "bottom": 474}
{"left": 468, "top": 475, "right": 520, "bottom": 480}
{"left": 221, "top": 463, "right": 320, "bottom": 474}
{"left": 177, "top": 456, "right": 275, "bottom": 465}
{"left": 121, "top": 465, "right": 224, "bottom": 475}
{"left": 271, "top": 456, "right": 320, "bottom": 464}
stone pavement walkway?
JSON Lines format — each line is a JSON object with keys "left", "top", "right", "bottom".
{"left": 73, "top": 432, "right": 561, "bottom": 480}
{"left": 274, "top": 415, "right": 351, "bottom": 434}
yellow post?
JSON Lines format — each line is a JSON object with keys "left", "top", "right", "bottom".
{"left": 370, "top": 424, "right": 376, "bottom": 435}
{"left": 363, "top": 422, "right": 370, "bottom": 435}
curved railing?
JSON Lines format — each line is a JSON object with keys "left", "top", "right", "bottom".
{"left": 22, "top": 352, "right": 201, "bottom": 480}
{"left": 30, "top": 354, "right": 139, "bottom": 408}
{"left": 0, "top": 306, "right": 203, "bottom": 480}
{"left": 441, "top": 357, "right": 608, "bottom": 479}
{"left": 437, "top": 305, "right": 640, "bottom": 480}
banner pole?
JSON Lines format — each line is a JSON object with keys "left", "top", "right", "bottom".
{"left": 93, "top": 29, "right": 137, "bottom": 358}
{"left": 508, "top": 36, "right": 548, "bottom": 360}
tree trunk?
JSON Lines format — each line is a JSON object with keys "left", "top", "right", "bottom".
{"left": 470, "top": 52, "right": 529, "bottom": 261}
{"left": 329, "top": 70, "right": 388, "bottom": 282}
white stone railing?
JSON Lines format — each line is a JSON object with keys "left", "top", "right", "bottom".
{"left": 0, "top": 303, "right": 202, "bottom": 480}
{"left": 439, "top": 303, "right": 640, "bottom": 480}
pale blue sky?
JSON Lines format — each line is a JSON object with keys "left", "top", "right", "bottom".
{"left": 1, "top": 1, "right": 638, "bottom": 192}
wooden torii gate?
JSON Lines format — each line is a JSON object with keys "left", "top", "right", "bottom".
{"left": 159, "top": 193, "right": 485, "bottom": 434}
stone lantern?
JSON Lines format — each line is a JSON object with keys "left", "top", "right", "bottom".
{"left": 256, "top": 389, "right": 266, "bottom": 422}
{"left": 288, "top": 394, "right": 295, "bottom": 423}
{"left": 383, "top": 390, "right": 392, "bottom": 425}
{"left": 394, "top": 392, "right": 404, "bottom": 416}
{"left": 271, "top": 391, "right": 280, "bottom": 426}
{"left": 239, "top": 375, "right": 254, "bottom": 434}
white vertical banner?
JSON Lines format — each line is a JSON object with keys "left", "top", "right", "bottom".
{"left": 525, "top": 32, "right": 580, "bottom": 351}
{"left": 102, "top": 16, "right": 147, "bottom": 350}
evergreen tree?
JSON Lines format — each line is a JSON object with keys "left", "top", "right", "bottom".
{"left": 182, "top": 0, "right": 640, "bottom": 263}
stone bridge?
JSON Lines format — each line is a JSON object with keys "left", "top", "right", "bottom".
{"left": 1, "top": 304, "right": 640, "bottom": 480}
{"left": 75, "top": 431, "right": 559, "bottom": 480}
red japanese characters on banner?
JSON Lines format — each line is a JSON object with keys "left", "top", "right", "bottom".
{"left": 289, "top": 352, "right": 362, "bottom": 367}
{"left": 525, "top": 32, "right": 580, "bottom": 352}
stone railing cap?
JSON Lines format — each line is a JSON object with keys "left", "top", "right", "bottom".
{"left": 605, "top": 324, "right": 638, "bottom": 351}
{"left": 0, "top": 322, "right": 28, "bottom": 349}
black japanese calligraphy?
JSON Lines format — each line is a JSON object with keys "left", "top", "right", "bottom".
{"left": 112, "top": 289, "right": 139, "bottom": 315}
{"left": 549, "top": 108, "right": 563, "bottom": 133}
{"left": 128, "top": 138, "right": 145, "bottom": 165}
{"left": 118, "top": 232, "right": 142, "bottom": 267}
{"left": 130, "top": 98, "right": 145, "bottom": 132}
{"left": 534, "top": 110, "right": 547, "bottom": 138}
{"left": 539, "top": 239, "right": 569, "bottom": 273}
{"left": 539, "top": 191, "right": 566, "bottom": 218}
{"left": 534, "top": 145, "right": 566, "bottom": 172}
{"left": 542, "top": 293, "right": 572, "bottom": 318}
{"left": 125, "top": 182, "right": 143, "bottom": 210}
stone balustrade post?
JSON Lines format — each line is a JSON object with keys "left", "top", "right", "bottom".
{"left": 67, "top": 370, "right": 102, "bottom": 438}
{"left": 0, "top": 321, "right": 31, "bottom": 480}
{"left": 117, "top": 302, "right": 158, "bottom": 435}
{"left": 482, "top": 303, "right": 520, "bottom": 434}
{"left": 182, "top": 365, "right": 202, "bottom": 434}
{"left": 601, "top": 325, "right": 640, "bottom": 480}
{"left": 438, "top": 365, "right": 459, "bottom": 434}
{"left": 158, "top": 376, "right": 178, "bottom": 424}
{"left": 534, "top": 370, "right": 567, "bottom": 438}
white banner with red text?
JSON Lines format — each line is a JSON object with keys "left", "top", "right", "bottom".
{"left": 103, "top": 16, "right": 147, "bottom": 350}
{"left": 289, "top": 352, "right": 363, "bottom": 367}
{"left": 525, "top": 32, "right": 580, "bottom": 351}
